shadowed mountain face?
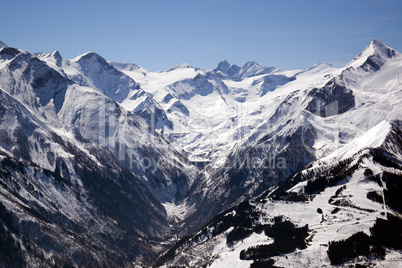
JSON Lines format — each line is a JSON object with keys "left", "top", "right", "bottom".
{"left": 0, "top": 84, "right": 173, "bottom": 265}
{"left": 0, "top": 39, "right": 401, "bottom": 266}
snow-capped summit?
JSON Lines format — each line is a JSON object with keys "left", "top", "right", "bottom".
{"left": 74, "top": 51, "right": 110, "bottom": 66}
{"left": 242, "top": 60, "right": 260, "bottom": 69}
{"left": 347, "top": 38, "right": 398, "bottom": 71}
{"left": 51, "top": 51, "right": 137, "bottom": 103}
{"left": 35, "top": 50, "right": 62, "bottom": 60}
{"left": 215, "top": 60, "right": 230, "bottom": 71}
{"left": 303, "top": 62, "right": 333, "bottom": 73}
{"left": 238, "top": 61, "right": 275, "bottom": 78}
{"left": 213, "top": 60, "right": 241, "bottom": 77}
{"left": 109, "top": 61, "right": 143, "bottom": 72}
{"left": 370, "top": 38, "right": 398, "bottom": 57}
{"left": 168, "top": 63, "right": 194, "bottom": 71}
{"left": 213, "top": 60, "right": 231, "bottom": 73}
{"left": 239, "top": 61, "right": 260, "bottom": 76}
{"left": 35, "top": 50, "right": 63, "bottom": 67}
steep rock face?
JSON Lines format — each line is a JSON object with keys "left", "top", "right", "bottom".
{"left": 167, "top": 100, "right": 190, "bottom": 116}
{"left": 109, "top": 61, "right": 143, "bottom": 72}
{"left": 0, "top": 88, "right": 51, "bottom": 165}
{"left": 305, "top": 78, "right": 355, "bottom": 117}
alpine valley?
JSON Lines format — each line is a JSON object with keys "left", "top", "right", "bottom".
{"left": 0, "top": 38, "right": 401, "bottom": 267}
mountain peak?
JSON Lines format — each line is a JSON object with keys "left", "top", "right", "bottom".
{"left": 370, "top": 38, "right": 386, "bottom": 49}
{"left": 51, "top": 50, "right": 62, "bottom": 60}
{"left": 168, "top": 63, "right": 193, "bottom": 71}
{"left": 242, "top": 61, "right": 260, "bottom": 69}
{"left": 213, "top": 60, "right": 241, "bottom": 77}
{"left": 214, "top": 60, "right": 231, "bottom": 72}
{"left": 369, "top": 38, "right": 397, "bottom": 57}
{"left": 109, "top": 61, "right": 143, "bottom": 72}
{"left": 238, "top": 61, "right": 275, "bottom": 78}
{"left": 347, "top": 38, "right": 398, "bottom": 71}
{"left": 74, "top": 51, "right": 110, "bottom": 67}
{"left": 218, "top": 60, "right": 230, "bottom": 65}
{"left": 74, "top": 51, "right": 102, "bottom": 61}
{"left": 34, "top": 50, "right": 63, "bottom": 67}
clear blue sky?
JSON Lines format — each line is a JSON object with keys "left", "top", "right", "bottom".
{"left": 1, "top": 0, "right": 401, "bottom": 71}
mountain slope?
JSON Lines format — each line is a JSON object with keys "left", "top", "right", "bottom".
{"left": 113, "top": 60, "right": 300, "bottom": 161}
{"left": 0, "top": 42, "right": 199, "bottom": 265}
{"left": 156, "top": 120, "right": 402, "bottom": 267}
{"left": 2, "top": 44, "right": 197, "bottom": 203}
{"left": 0, "top": 87, "right": 170, "bottom": 265}
{"left": 180, "top": 39, "right": 402, "bottom": 235}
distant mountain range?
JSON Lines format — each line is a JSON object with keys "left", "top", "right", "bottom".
{"left": 0, "top": 38, "right": 401, "bottom": 267}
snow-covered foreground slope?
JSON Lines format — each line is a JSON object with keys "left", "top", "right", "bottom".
{"left": 157, "top": 120, "right": 402, "bottom": 267}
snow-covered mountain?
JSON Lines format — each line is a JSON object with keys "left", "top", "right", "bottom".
{"left": 156, "top": 120, "right": 402, "bottom": 267}
{"left": 35, "top": 50, "right": 174, "bottom": 133}
{"left": 171, "top": 38, "right": 401, "bottom": 237}
{"left": 0, "top": 38, "right": 401, "bottom": 267}
{"left": 0, "top": 41, "right": 197, "bottom": 266}
{"left": 112, "top": 59, "right": 302, "bottom": 162}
